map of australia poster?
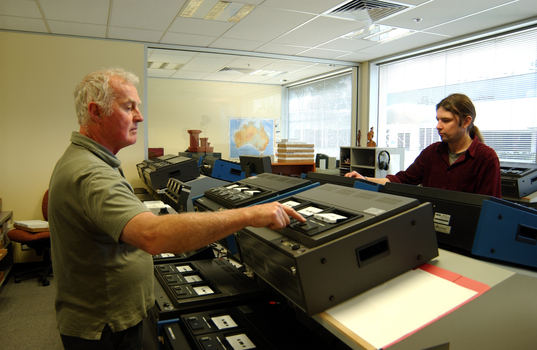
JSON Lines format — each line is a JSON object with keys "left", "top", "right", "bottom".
{"left": 229, "top": 118, "right": 274, "bottom": 159}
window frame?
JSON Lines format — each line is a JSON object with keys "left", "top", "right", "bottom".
{"left": 281, "top": 67, "right": 360, "bottom": 159}
{"left": 368, "top": 22, "right": 537, "bottom": 165}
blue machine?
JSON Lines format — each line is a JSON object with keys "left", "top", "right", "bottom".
{"left": 472, "top": 197, "right": 537, "bottom": 268}
{"left": 209, "top": 159, "right": 245, "bottom": 182}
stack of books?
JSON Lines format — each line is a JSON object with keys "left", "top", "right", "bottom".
{"left": 276, "top": 140, "right": 314, "bottom": 163}
{"left": 14, "top": 220, "right": 49, "bottom": 232}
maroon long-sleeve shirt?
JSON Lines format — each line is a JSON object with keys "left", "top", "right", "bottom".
{"left": 386, "top": 137, "right": 502, "bottom": 198}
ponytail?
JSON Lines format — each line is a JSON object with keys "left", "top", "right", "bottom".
{"left": 470, "top": 125, "right": 484, "bottom": 143}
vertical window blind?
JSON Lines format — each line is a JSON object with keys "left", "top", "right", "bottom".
{"left": 287, "top": 73, "right": 352, "bottom": 159}
{"left": 377, "top": 26, "right": 537, "bottom": 167}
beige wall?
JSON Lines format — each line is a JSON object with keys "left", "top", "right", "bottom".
{"left": 147, "top": 78, "right": 281, "bottom": 160}
{"left": 0, "top": 31, "right": 145, "bottom": 226}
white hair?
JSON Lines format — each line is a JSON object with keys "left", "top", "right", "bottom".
{"left": 74, "top": 67, "right": 139, "bottom": 127}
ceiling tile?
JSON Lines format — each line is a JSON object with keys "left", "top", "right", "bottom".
{"left": 170, "top": 70, "right": 210, "bottom": 80}
{"left": 358, "top": 32, "right": 450, "bottom": 59}
{"left": 222, "top": 6, "right": 315, "bottom": 42}
{"left": 380, "top": 0, "right": 515, "bottom": 31}
{"left": 296, "top": 48, "right": 352, "bottom": 60}
{"left": 0, "top": 0, "right": 42, "bottom": 17}
{"left": 48, "top": 21, "right": 107, "bottom": 38}
{"left": 40, "top": 0, "right": 109, "bottom": 24}
{"left": 260, "top": 0, "right": 350, "bottom": 14}
{"left": 4, "top": 0, "right": 537, "bottom": 84}
{"left": 318, "top": 37, "right": 378, "bottom": 51}
{"left": 254, "top": 43, "right": 310, "bottom": 56}
{"left": 395, "top": 0, "right": 433, "bottom": 5}
{"left": 261, "top": 65, "right": 343, "bottom": 83}
{"left": 262, "top": 60, "right": 317, "bottom": 72}
{"left": 272, "top": 16, "right": 368, "bottom": 47}
{"left": 232, "top": 75, "right": 275, "bottom": 84}
{"left": 110, "top": 0, "right": 186, "bottom": 31}
{"left": 225, "top": 56, "right": 280, "bottom": 71}
{"left": 202, "top": 71, "right": 245, "bottom": 81}
{"left": 236, "top": 0, "right": 265, "bottom": 4}
{"left": 148, "top": 50, "right": 198, "bottom": 64}
{"left": 160, "top": 32, "right": 217, "bottom": 46}
{"left": 335, "top": 51, "right": 380, "bottom": 62}
{"left": 209, "top": 37, "right": 265, "bottom": 51}
{"left": 148, "top": 68, "right": 177, "bottom": 78}
{"left": 426, "top": 0, "right": 537, "bottom": 37}
{"left": 109, "top": 26, "right": 164, "bottom": 42}
{"left": 180, "top": 54, "right": 237, "bottom": 72}
{"left": 168, "top": 17, "right": 234, "bottom": 36}
{"left": 0, "top": 15, "right": 48, "bottom": 32}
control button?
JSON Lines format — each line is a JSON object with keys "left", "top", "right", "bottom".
{"left": 199, "top": 336, "right": 219, "bottom": 349}
{"left": 173, "top": 286, "right": 187, "bottom": 295}
{"left": 187, "top": 316, "right": 205, "bottom": 330}
{"left": 294, "top": 221, "right": 317, "bottom": 232}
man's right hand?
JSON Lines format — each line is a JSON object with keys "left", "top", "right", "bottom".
{"left": 249, "top": 202, "right": 305, "bottom": 230}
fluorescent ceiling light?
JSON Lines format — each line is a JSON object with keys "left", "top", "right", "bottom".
{"left": 180, "top": 0, "right": 255, "bottom": 22}
{"left": 181, "top": 0, "right": 204, "bottom": 18}
{"left": 148, "top": 62, "right": 183, "bottom": 70}
{"left": 344, "top": 24, "right": 415, "bottom": 43}
{"left": 250, "top": 69, "right": 288, "bottom": 77}
{"left": 205, "top": 1, "right": 230, "bottom": 20}
{"left": 228, "top": 4, "right": 255, "bottom": 22}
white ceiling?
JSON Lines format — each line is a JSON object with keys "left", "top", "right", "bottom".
{"left": 2, "top": 0, "right": 537, "bottom": 85}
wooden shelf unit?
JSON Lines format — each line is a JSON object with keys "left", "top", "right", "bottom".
{"left": 339, "top": 147, "right": 405, "bottom": 178}
{"left": 0, "top": 211, "right": 14, "bottom": 288}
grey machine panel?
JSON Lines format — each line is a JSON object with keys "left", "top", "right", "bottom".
{"left": 236, "top": 184, "right": 439, "bottom": 316}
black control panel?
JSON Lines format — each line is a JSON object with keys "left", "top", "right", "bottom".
{"left": 278, "top": 197, "right": 364, "bottom": 247}
{"left": 201, "top": 173, "right": 312, "bottom": 209}
{"left": 161, "top": 303, "right": 351, "bottom": 350}
{"left": 153, "top": 246, "right": 216, "bottom": 264}
{"left": 204, "top": 183, "right": 276, "bottom": 208}
{"left": 154, "top": 258, "right": 267, "bottom": 320}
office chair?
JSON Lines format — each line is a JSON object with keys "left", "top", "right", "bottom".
{"left": 7, "top": 190, "right": 52, "bottom": 286}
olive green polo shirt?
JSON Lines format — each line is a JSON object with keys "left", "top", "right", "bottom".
{"left": 49, "top": 132, "right": 153, "bottom": 340}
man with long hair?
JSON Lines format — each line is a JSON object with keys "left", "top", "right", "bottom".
{"left": 346, "top": 93, "right": 501, "bottom": 197}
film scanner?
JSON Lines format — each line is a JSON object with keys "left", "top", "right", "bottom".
{"left": 236, "top": 184, "right": 439, "bottom": 316}
{"left": 165, "top": 176, "right": 230, "bottom": 213}
{"left": 136, "top": 154, "right": 178, "bottom": 184}
{"left": 141, "top": 155, "right": 200, "bottom": 191}
{"left": 500, "top": 161, "right": 537, "bottom": 198}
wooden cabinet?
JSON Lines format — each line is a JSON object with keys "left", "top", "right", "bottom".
{"left": 339, "top": 147, "right": 405, "bottom": 178}
{"left": 0, "top": 211, "right": 14, "bottom": 287}
{"left": 271, "top": 162, "right": 315, "bottom": 177}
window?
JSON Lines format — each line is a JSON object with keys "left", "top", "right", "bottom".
{"left": 376, "top": 26, "right": 537, "bottom": 168}
{"left": 287, "top": 73, "right": 352, "bottom": 159}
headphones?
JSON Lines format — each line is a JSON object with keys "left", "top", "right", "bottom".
{"left": 378, "top": 150, "right": 391, "bottom": 171}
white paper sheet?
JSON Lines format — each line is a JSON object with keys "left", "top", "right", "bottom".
{"left": 325, "top": 268, "right": 478, "bottom": 349}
